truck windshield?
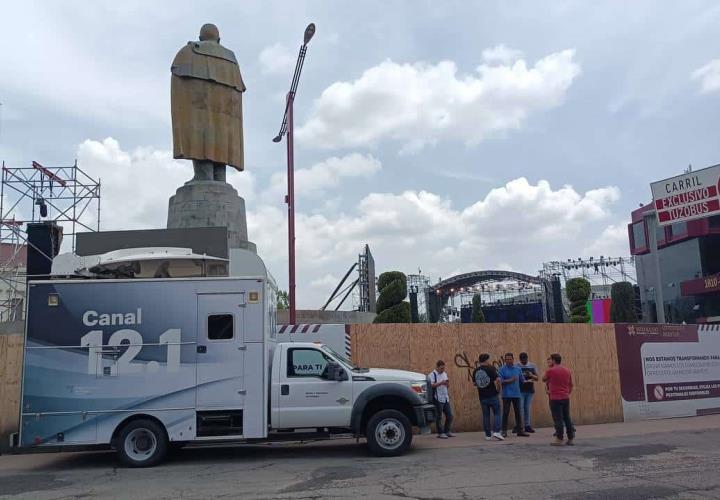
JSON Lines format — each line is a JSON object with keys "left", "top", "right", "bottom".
{"left": 321, "top": 346, "right": 362, "bottom": 372}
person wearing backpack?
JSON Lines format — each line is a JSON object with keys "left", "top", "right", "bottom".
{"left": 428, "top": 360, "right": 454, "bottom": 439}
{"left": 472, "top": 353, "right": 504, "bottom": 441}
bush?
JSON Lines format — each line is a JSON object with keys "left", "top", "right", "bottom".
{"left": 566, "top": 277, "right": 591, "bottom": 323}
{"left": 471, "top": 294, "right": 485, "bottom": 323}
{"left": 374, "top": 271, "right": 411, "bottom": 323}
{"left": 374, "top": 301, "right": 412, "bottom": 323}
{"left": 276, "top": 290, "right": 289, "bottom": 310}
{"left": 610, "top": 281, "right": 638, "bottom": 323}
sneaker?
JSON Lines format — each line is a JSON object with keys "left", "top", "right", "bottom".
{"left": 551, "top": 437, "right": 564, "bottom": 446}
{"left": 517, "top": 432, "right": 530, "bottom": 437}
{"left": 511, "top": 428, "right": 518, "bottom": 434}
{"left": 446, "top": 432, "right": 456, "bottom": 437}
{"left": 566, "top": 439, "right": 575, "bottom": 446}
{"left": 437, "top": 433, "right": 448, "bottom": 439}
{"left": 525, "top": 427, "right": 535, "bottom": 433}
{"left": 485, "top": 436, "right": 493, "bottom": 441}
{"left": 492, "top": 432, "right": 505, "bottom": 441}
{"left": 501, "top": 431, "right": 508, "bottom": 438}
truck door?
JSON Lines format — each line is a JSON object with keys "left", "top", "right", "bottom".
{"left": 276, "top": 347, "right": 352, "bottom": 429}
{"left": 196, "top": 293, "right": 245, "bottom": 409}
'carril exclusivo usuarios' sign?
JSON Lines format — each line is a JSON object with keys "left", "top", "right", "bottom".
{"left": 651, "top": 164, "right": 720, "bottom": 226}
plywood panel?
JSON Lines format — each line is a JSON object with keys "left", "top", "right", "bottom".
{"left": 351, "top": 323, "right": 622, "bottom": 432}
{"left": 0, "top": 334, "right": 23, "bottom": 444}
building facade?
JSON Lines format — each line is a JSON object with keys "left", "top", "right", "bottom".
{"left": 629, "top": 204, "right": 720, "bottom": 323}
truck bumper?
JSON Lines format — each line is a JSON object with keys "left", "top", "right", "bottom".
{"left": 414, "top": 403, "right": 437, "bottom": 435}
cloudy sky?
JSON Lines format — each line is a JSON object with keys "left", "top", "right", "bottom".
{"left": 1, "top": 1, "right": 719, "bottom": 308}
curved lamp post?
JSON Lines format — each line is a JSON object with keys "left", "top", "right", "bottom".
{"left": 272, "top": 23, "right": 315, "bottom": 324}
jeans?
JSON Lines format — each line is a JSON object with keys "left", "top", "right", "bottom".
{"left": 434, "top": 400, "right": 454, "bottom": 435}
{"left": 502, "top": 397, "right": 523, "bottom": 433}
{"left": 550, "top": 399, "right": 575, "bottom": 440}
{"left": 480, "top": 396, "right": 501, "bottom": 437}
{"left": 520, "top": 391, "right": 534, "bottom": 429}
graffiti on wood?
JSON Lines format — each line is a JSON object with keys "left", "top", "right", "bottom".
{"left": 454, "top": 351, "right": 503, "bottom": 382}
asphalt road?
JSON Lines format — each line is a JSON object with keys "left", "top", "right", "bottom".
{"left": 1, "top": 425, "right": 719, "bottom": 499}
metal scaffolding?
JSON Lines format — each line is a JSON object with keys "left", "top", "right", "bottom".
{"left": 540, "top": 256, "right": 636, "bottom": 294}
{"left": 407, "top": 273, "right": 431, "bottom": 322}
{"left": 540, "top": 256, "right": 637, "bottom": 319}
{"left": 0, "top": 160, "right": 101, "bottom": 321}
{"left": 441, "top": 279, "right": 546, "bottom": 323}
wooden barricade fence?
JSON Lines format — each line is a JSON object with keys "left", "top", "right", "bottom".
{"left": 0, "top": 334, "right": 23, "bottom": 449}
{"left": 350, "top": 323, "right": 623, "bottom": 432}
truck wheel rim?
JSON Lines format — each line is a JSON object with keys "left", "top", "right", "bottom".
{"left": 125, "top": 428, "right": 157, "bottom": 461}
{"left": 375, "top": 418, "right": 404, "bottom": 450}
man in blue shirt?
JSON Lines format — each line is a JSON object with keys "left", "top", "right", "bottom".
{"left": 499, "top": 352, "right": 529, "bottom": 437}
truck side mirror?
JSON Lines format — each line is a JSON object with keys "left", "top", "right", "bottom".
{"left": 326, "top": 362, "right": 347, "bottom": 381}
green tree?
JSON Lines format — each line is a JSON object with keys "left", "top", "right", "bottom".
{"left": 373, "top": 271, "right": 411, "bottom": 323}
{"left": 471, "top": 294, "right": 485, "bottom": 323}
{"left": 276, "top": 289, "right": 289, "bottom": 310}
{"left": 610, "top": 281, "right": 638, "bottom": 323}
{"left": 566, "top": 278, "right": 591, "bottom": 323}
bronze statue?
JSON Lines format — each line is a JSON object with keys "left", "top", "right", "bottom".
{"left": 171, "top": 24, "right": 245, "bottom": 182}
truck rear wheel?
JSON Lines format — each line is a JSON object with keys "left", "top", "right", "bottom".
{"left": 116, "top": 419, "right": 168, "bottom": 467}
{"left": 366, "top": 409, "right": 412, "bottom": 457}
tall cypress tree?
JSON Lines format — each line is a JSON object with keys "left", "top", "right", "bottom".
{"left": 610, "top": 281, "right": 638, "bottom": 323}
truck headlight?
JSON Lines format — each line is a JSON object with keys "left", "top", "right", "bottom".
{"left": 411, "top": 382, "right": 428, "bottom": 402}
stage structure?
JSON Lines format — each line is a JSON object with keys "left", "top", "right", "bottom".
{"left": 321, "top": 244, "right": 376, "bottom": 312}
{"left": 407, "top": 272, "right": 431, "bottom": 322}
{"left": 540, "top": 256, "right": 638, "bottom": 321}
{"left": 0, "top": 160, "right": 101, "bottom": 321}
{"left": 540, "top": 256, "right": 636, "bottom": 292}
{"left": 429, "top": 270, "right": 551, "bottom": 323}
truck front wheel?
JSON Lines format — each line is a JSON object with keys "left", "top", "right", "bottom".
{"left": 366, "top": 409, "right": 412, "bottom": 457}
{"left": 116, "top": 419, "right": 168, "bottom": 467}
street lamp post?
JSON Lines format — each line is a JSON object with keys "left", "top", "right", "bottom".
{"left": 273, "top": 23, "right": 315, "bottom": 325}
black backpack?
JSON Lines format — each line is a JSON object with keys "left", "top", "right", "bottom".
{"left": 427, "top": 371, "right": 438, "bottom": 403}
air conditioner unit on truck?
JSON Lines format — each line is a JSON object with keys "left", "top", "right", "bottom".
{"left": 14, "top": 248, "right": 435, "bottom": 467}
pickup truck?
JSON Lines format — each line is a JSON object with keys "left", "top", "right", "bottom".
{"left": 15, "top": 248, "right": 435, "bottom": 466}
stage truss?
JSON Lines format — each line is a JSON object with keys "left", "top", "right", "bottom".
{"left": 407, "top": 273, "right": 431, "bottom": 322}
{"left": 0, "top": 160, "right": 101, "bottom": 321}
{"left": 440, "top": 278, "right": 546, "bottom": 322}
{"left": 540, "top": 256, "right": 636, "bottom": 298}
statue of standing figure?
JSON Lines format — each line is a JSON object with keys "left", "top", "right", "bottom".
{"left": 171, "top": 24, "right": 245, "bottom": 182}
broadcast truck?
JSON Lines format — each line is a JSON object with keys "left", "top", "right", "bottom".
{"left": 15, "top": 248, "right": 435, "bottom": 466}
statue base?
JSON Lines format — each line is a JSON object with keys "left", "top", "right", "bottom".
{"left": 167, "top": 181, "right": 256, "bottom": 252}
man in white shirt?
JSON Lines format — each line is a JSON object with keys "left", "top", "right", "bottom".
{"left": 429, "top": 360, "right": 455, "bottom": 438}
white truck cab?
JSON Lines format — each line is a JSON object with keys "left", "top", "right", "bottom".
{"left": 15, "top": 248, "right": 435, "bottom": 466}
{"left": 270, "top": 342, "right": 433, "bottom": 456}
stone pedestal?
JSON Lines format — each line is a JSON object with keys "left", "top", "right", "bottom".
{"left": 167, "top": 181, "right": 256, "bottom": 252}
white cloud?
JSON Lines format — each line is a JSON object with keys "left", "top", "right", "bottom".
{"left": 692, "top": 59, "right": 720, "bottom": 93}
{"left": 310, "top": 274, "right": 340, "bottom": 289}
{"left": 582, "top": 222, "right": 631, "bottom": 257}
{"left": 70, "top": 139, "right": 623, "bottom": 309}
{"left": 258, "top": 43, "right": 297, "bottom": 75}
{"left": 265, "top": 153, "right": 381, "bottom": 200}
{"left": 481, "top": 45, "right": 524, "bottom": 65}
{"left": 297, "top": 49, "right": 581, "bottom": 152}
{"left": 75, "top": 138, "right": 256, "bottom": 231}
{"left": 254, "top": 177, "right": 623, "bottom": 308}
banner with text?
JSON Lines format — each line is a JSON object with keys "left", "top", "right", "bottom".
{"left": 650, "top": 164, "right": 720, "bottom": 226}
{"left": 615, "top": 323, "right": 720, "bottom": 420}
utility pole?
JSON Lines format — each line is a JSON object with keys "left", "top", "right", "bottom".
{"left": 644, "top": 211, "right": 666, "bottom": 323}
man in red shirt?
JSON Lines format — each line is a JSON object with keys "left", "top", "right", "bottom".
{"left": 542, "top": 353, "right": 575, "bottom": 446}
